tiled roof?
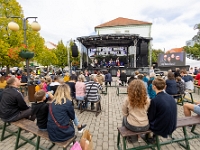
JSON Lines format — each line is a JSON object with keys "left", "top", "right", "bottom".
{"left": 166, "top": 48, "right": 183, "bottom": 53}
{"left": 95, "top": 17, "right": 152, "bottom": 28}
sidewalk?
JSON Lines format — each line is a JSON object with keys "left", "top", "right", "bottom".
{"left": 0, "top": 86, "right": 200, "bottom": 150}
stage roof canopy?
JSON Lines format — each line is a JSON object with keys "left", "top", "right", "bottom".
{"left": 77, "top": 34, "right": 152, "bottom": 48}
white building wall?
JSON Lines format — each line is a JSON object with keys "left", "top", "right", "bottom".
{"left": 96, "top": 25, "right": 152, "bottom": 37}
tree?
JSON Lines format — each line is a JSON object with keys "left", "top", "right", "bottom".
{"left": 151, "top": 49, "right": 164, "bottom": 63}
{"left": 0, "top": 0, "right": 46, "bottom": 73}
{"left": 183, "top": 44, "right": 200, "bottom": 60}
{"left": 54, "top": 40, "right": 68, "bottom": 69}
{"left": 69, "top": 41, "right": 80, "bottom": 68}
{"left": 36, "top": 48, "right": 58, "bottom": 68}
{"left": 193, "top": 24, "right": 200, "bottom": 43}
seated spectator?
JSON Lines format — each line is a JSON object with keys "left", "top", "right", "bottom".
{"left": 85, "top": 75, "right": 102, "bottom": 110}
{"left": 49, "top": 76, "right": 61, "bottom": 93}
{"left": 134, "top": 71, "right": 140, "bottom": 78}
{"left": 147, "top": 74, "right": 156, "bottom": 100}
{"left": 195, "top": 69, "right": 200, "bottom": 86}
{"left": 194, "top": 67, "right": 198, "bottom": 75}
{"left": 46, "top": 77, "right": 52, "bottom": 91}
{"left": 63, "top": 72, "right": 70, "bottom": 82}
{"left": 96, "top": 71, "right": 104, "bottom": 86}
{"left": 21, "top": 72, "right": 28, "bottom": 83}
{"left": 143, "top": 73, "right": 149, "bottom": 83}
{"left": 183, "top": 101, "right": 200, "bottom": 118}
{"left": 180, "top": 69, "right": 194, "bottom": 92}
{"left": 35, "top": 80, "right": 42, "bottom": 92}
{"left": 75, "top": 75, "right": 86, "bottom": 108}
{"left": 0, "top": 76, "right": 7, "bottom": 89}
{"left": 47, "top": 84, "right": 86, "bottom": 142}
{"left": 120, "top": 70, "right": 127, "bottom": 86}
{"left": 137, "top": 74, "right": 148, "bottom": 91}
{"left": 66, "top": 76, "right": 76, "bottom": 99}
{"left": 71, "top": 71, "right": 77, "bottom": 82}
{"left": 41, "top": 78, "right": 47, "bottom": 92}
{"left": 0, "top": 77, "right": 35, "bottom": 122}
{"left": 32, "top": 90, "right": 54, "bottom": 131}
{"left": 147, "top": 78, "right": 177, "bottom": 142}
{"left": 176, "top": 77, "right": 185, "bottom": 94}
{"left": 165, "top": 72, "right": 177, "bottom": 95}
{"left": 174, "top": 68, "right": 181, "bottom": 78}
{"left": 122, "top": 79, "right": 150, "bottom": 143}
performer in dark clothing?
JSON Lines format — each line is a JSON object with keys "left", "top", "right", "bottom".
{"left": 148, "top": 78, "right": 177, "bottom": 139}
{"left": 0, "top": 77, "right": 35, "bottom": 122}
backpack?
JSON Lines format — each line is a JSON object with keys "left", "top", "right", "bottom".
{"left": 177, "top": 81, "right": 185, "bottom": 94}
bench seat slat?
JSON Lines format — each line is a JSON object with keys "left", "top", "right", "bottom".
{"left": 118, "top": 116, "right": 200, "bottom": 137}
{"left": 12, "top": 119, "right": 76, "bottom": 148}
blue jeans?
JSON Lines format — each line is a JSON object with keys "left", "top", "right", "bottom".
{"left": 73, "top": 114, "right": 79, "bottom": 126}
{"left": 76, "top": 96, "right": 88, "bottom": 108}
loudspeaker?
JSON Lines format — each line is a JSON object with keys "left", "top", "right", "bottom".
{"left": 140, "top": 41, "right": 148, "bottom": 55}
{"left": 72, "top": 44, "right": 78, "bottom": 57}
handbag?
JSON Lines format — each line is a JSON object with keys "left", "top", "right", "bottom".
{"left": 84, "top": 82, "right": 94, "bottom": 103}
{"left": 49, "top": 103, "right": 71, "bottom": 129}
{"left": 70, "top": 141, "right": 82, "bottom": 150}
{"left": 80, "top": 130, "right": 93, "bottom": 150}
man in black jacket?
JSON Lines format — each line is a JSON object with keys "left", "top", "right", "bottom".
{"left": 0, "top": 77, "right": 34, "bottom": 122}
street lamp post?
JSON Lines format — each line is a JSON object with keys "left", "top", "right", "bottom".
{"left": 8, "top": 16, "right": 41, "bottom": 81}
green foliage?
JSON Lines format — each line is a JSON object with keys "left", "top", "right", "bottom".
{"left": 151, "top": 49, "right": 164, "bottom": 63}
{"left": 0, "top": 0, "right": 46, "bottom": 69}
{"left": 183, "top": 44, "right": 200, "bottom": 60}
{"left": 54, "top": 40, "right": 68, "bottom": 68}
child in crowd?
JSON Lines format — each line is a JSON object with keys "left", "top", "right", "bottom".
{"left": 41, "top": 78, "right": 47, "bottom": 92}
{"left": 32, "top": 90, "right": 53, "bottom": 131}
{"left": 64, "top": 72, "right": 70, "bottom": 82}
{"left": 35, "top": 80, "right": 42, "bottom": 92}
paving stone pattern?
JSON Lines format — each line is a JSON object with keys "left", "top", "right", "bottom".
{"left": 0, "top": 86, "right": 200, "bottom": 150}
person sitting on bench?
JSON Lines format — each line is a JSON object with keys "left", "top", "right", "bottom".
{"left": 0, "top": 77, "right": 35, "bottom": 122}
{"left": 122, "top": 79, "right": 150, "bottom": 143}
{"left": 147, "top": 78, "right": 177, "bottom": 142}
{"left": 183, "top": 102, "right": 200, "bottom": 117}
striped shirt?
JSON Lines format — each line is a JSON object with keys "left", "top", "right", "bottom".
{"left": 85, "top": 81, "right": 102, "bottom": 101}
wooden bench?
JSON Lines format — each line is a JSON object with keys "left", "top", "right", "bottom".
{"left": 184, "top": 90, "right": 194, "bottom": 104}
{"left": 79, "top": 99, "right": 102, "bottom": 116}
{"left": 117, "top": 116, "right": 200, "bottom": 150}
{"left": 101, "top": 85, "right": 118, "bottom": 95}
{"left": 1, "top": 119, "right": 76, "bottom": 150}
{"left": 116, "top": 86, "right": 128, "bottom": 96}
{"left": 171, "top": 93, "right": 185, "bottom": 106}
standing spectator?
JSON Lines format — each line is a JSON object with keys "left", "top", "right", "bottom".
{"left": 75, "top": 75, "right": 86, "bottom": 108}
{"left": 21, "top": 72, "right": 28, "bottom": 83}
{"left": 165, "top": 72, "right": 177, "bottom": 95}
{"left": 117, "top": 69, "right": 120, "bottom": 78}
{"left": 16, "top": 73, "right": 22, "bottom": 81}
{"left": 71, "top": 71, "right": 77, "bottom": 82}
{"left": 35, "top": 80, "right": 42, "bottom": 92}
{"left": 105, "top": 70, "right": 112, "bottom": 86}
{"left": 147, "top": 78, "right": 177, "bottom": 142}
{"left": 41, "top": 78, "right": 47, "bottom": 92}
{"left": 143, "top": 73, "right": 149, "bottom": 83}
{"left": 84, "top": 70, "right": 90, "bottom": 82}
{"left": 96, "top": 71, "right": 104, "bottom": 86}
{"left": 0, "top": 77, "right": 35, "bottom": 122}
{"left": 0, "top": 69, "right": 6, "bottom": 77}
{"left": 122, "top": 79, "right": 150, "bottom": 143}
{"left": 120, "top": 70, "right": 127, "bottom": 86}
{"left": 189, "top": 67, "right": 194, "bottom": 74}
{"left": 46, "top": 77, "right": 52, "bottom": 91}
{"left": 85, "top": 75, "right": 102, "bottom": 110}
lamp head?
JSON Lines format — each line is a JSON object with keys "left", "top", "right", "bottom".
{"left": 31, "top": 21, "right": 41, "bottom": 31}
{"left": 8, "top": 21, "right": 19, "bottom": 31}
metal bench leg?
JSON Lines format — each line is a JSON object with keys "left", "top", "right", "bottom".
{"left": 155, "top": 135, "right": 161, "bottom": 150}
{"left": 117, "top": 87, "right": 119, "bottom": 96}
{"left": 117, "top": 132, "right": 121, "bottom": 150}
{"left": 14, "top": 128, "right": 22, "bottom": 150}
{"left": 183, "top": 126, "right": 191, "bottom": 150}
{"left": 189, "top": 93, "right": 194, "bottom": 103}
{"left": 35, "top": 136, "right": 40, "bottom": 150}
{"left": 122, "top": 137, "right": 127, "bottom": 150}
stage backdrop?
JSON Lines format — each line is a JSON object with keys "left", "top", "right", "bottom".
{"left": 158, "top": 52, "right": 186, "bottom": 67}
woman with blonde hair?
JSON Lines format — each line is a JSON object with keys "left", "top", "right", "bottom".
{"left": 47, "top": 84, "right": 86, "bottom": 142}
{"left": 122, "top": 79, "right": 150, "bottom": 142}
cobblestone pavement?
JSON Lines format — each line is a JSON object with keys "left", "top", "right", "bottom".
{"left": 0, "top": 86, "right": 200, "bottom": 150}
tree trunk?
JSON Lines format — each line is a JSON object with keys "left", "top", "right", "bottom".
{"left": 6, "top": 65, "right": 10, "bottom": 75}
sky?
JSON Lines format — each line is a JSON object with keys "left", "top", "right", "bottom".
{"left": 17, "top": 0, "right": 200, "bottom": 51}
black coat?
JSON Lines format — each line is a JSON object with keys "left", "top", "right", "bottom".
{"left": 0, "top": 87, "right": 29, "bottom": 121}
{"left": 120, "top": 72, "right": 127, "bottom": 81}
{"left": 148, "top": 91, "right": 177, "bottom": 138}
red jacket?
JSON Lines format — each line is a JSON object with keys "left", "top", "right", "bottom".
{"left": 195, "top": 73, "right": 200, "bottom": 86}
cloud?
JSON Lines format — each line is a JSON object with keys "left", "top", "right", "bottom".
{"left": 17, "top": 0, "right": 199, "bottom": 50}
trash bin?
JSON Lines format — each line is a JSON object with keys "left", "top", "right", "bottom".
{"left": 28, "top": 85, "right": 36, "bottom": 102}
